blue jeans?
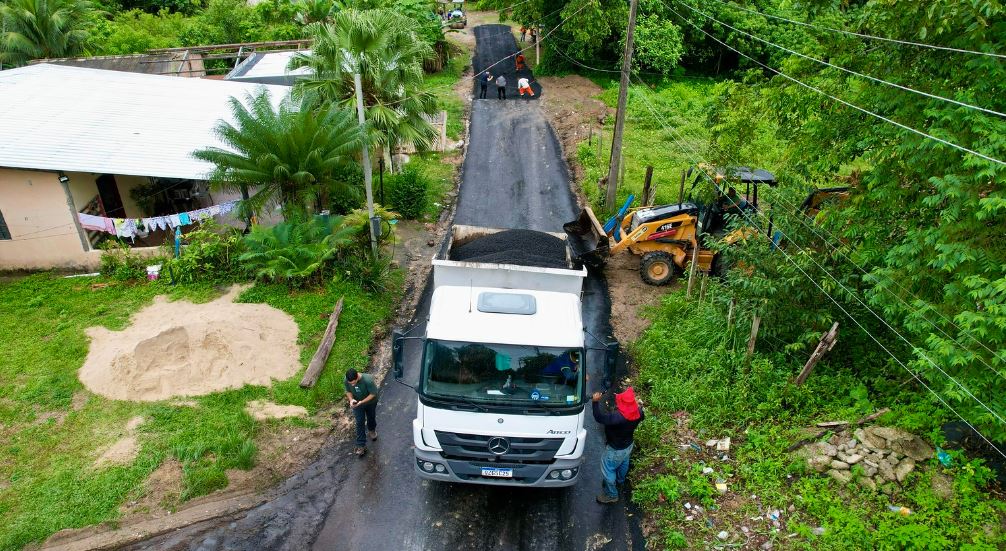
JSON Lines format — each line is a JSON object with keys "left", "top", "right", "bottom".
{"left": 353, "top": 401, "right": 377, "bottom": 447}
{"left": 601, "top": 443, "right": 633, "bottom": 498}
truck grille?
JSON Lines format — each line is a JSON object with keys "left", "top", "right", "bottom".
{"left": 434, "top": 431, "right": 564, "bottom": 463}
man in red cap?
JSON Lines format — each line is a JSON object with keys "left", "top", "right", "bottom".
{"left": 592, "top": 386, "right": 645, "bottom": 503}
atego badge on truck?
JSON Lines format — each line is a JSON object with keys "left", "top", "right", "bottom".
{"left": 392, "top": 226, "right": 616, "bottom": 487}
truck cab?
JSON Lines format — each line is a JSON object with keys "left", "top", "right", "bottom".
{"left": 393, "top": 226, "right": 597, "bottom": 487}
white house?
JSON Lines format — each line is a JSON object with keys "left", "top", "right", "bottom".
{"left": 0, "top": 63, "right": 289, "bottom": 270}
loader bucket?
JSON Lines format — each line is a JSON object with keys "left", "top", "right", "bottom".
{"left": 563, "top": 207, "right": 610, "bottom": 269}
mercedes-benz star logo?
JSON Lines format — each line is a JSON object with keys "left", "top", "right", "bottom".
{"left": 487, "top": 437, "right": 510, "bottom": 456}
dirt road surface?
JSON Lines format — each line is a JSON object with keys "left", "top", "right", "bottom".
{"left": 117, "top": 24, "right": 645, "bottom": 551}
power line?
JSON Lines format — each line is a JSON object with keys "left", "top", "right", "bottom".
{"left": 675, "top": 0, "right": 1006, "bottom": 119}
{"left": 662, "top": 3, "right": 1006, "bottom": 168}
{"left": 702, "top": 0, "right": 1006, "bottom": 60}
{"left": 662, "top": 1, "right": 1006, "bottom": 379}
{"left": 630, "top": 79, "right": 1006, "bottom": 454}
{"left": 758, "top": 189, "right": 1006, "bottom": 383}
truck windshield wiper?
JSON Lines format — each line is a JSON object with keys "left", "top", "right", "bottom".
{"left": 446, "top": 396, "right": 489, "bottom": 412}
{"left": 522, "top": 405, "right": 562, "bottom": 416}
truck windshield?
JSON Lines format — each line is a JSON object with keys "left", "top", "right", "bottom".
{"left": 422, "top": 340, "right": 583, "bottom": 408}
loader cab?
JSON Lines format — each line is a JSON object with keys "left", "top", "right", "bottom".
{"left": 687, "top": 165, "right": 776, "bottom": 237}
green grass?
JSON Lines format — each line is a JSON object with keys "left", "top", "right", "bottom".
{"left": 0, "top": 275, "right": 395, "bottom": 550}
{"left": 577, "top": 76, "right": 721, "bottom": 215}
{"left": 407, "top": 152, "right": 457, "bottom": 220}
{"left": 630, "top": 289, "right": 1006, "bottom": 549}
{"left": 425, "top": 45, "right": 471, "bottom": 141}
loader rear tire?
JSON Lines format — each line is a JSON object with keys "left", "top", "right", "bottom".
{"left": 640, "top": 252, "right": 677, "bottom": 286}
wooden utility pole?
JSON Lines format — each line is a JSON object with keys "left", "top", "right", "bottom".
{"left": 535, "top": 25, "right": 541, "bottom": 65}
{"left": 604, "top": 0, "right": 639, "bottom": 211}
{"left": 795, "top": 322, "right": 840, "bottom": 385}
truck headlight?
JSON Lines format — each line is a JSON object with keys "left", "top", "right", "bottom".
{"left": 422, "top": 461, "right": 436, "bottom": 472}
{"left": 549, "top": 471, "right": 561, "bottom": 479}
{"left": 435, "top": 464, "right": 446, "bottom": 473}
{"left": 561, "top": 469, "right": 573, "bottom": 479}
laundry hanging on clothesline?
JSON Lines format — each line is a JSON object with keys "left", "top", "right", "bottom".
{"left": 77, "top": 200, "right": 238, "bottom": 240}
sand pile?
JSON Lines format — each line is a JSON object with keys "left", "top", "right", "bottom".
{"left": 79, "top": 286, "right": 301, "bottom": 402}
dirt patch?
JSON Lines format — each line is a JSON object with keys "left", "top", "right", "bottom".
{"left": 119, "top": 459, "right": 184, "bottom": 517}
{"left": 537, "top": 75, "right": 609, "bottom": 183}
{"left": 604, "top": 253, "right": 675, "bottom": 344}
{"left": 79, "top": 285, "right": 301, "bottom": 402}
{"left": 245, "top": 400, "right": 308, "bottom": 422}
{"left": 94, "top": 416, "right": 145, "bottom": 468}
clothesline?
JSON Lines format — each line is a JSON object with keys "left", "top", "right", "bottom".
{"left": 77, "top": 200, "right": 238, "bottom": 240}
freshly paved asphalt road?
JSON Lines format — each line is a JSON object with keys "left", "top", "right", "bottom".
{"left": 122, "top": 25, "right": 644, "bottom": 551}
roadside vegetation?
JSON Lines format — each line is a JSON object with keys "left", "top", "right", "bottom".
{"left": 485, "top": 0, "right": 1006, "bottom": 547}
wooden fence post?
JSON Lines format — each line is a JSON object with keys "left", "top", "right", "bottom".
{"left": 686, "top": 242, "right": 700, "bottom": 298}
{"left": 795, "top": 322, "right": 840, "bottom": 385}
{"left": 746, "top": 311, "right": 762, "bottom": 360}
{"left": 642, "top": 165, "right": 654, "bottom": 205}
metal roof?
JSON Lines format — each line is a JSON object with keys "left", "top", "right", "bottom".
{"left": 226, "top": 50, "right": 312, "bottom": 86}
{"left": 0, "top": 63, "right": 290, "bottom": 180}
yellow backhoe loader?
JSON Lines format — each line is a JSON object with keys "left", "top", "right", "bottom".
{"left": 564, "top": 166, "right": 777, "bottom": 285}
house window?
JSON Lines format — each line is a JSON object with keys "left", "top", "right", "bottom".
{"left": 0, "top": 209, "right": 9, "bottom": 240}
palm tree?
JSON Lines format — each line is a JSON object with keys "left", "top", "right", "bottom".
{"left": 290, "top": 9, "right": 439, "bottom": 171}
{"left": 193, "top": 89, "right": 364, "bottom": 220}
{"left": 0, "top": 0, "right": 95, "bottom": 67}
{"left": 293, "top": 0, "right": 342, "bottom": 26}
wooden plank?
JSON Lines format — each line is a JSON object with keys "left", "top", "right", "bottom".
{"left": 795, "top": 322, "right": 839, "bottom": 385}
{"left": 299, "top": 297, "right": 345, "bottom": 388}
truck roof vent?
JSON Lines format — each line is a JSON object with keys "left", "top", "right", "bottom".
{"left": 477, "top": 292, "right": 537, "bottom": 315}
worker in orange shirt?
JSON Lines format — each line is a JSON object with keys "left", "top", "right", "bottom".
{"left": 518, "top": 77, "right": 535, "bottom": 98}
{"left": 515, "top": 53, "right": 526, "bottom": 71}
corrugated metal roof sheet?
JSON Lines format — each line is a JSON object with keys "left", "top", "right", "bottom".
{"left": 0, "top": 64, "right": 290, "bottom": 180}
{"left": 227, "top": 50, "right": 312, "bottom": 85}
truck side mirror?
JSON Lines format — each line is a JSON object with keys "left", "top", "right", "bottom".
{"left": 605, "top": 341, "right": 619, "bottom": 382}
{"left": 392, "top": 330, "right": 405, "bottom": 380}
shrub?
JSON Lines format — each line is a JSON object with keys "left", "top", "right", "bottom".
{"left": 336, "top": 253, "right": 400, "bottom": 294}
{"left": 239, "top": 215, "right": 357, "bottom": 286}
{"left": 387, "top": 165, "right": 431, "bottom": 219}
{"left": 98, "top": 240, "right": 150, "bottom": 281}
{"left": 162, "top": 222, "right": 244, "bottom": 283}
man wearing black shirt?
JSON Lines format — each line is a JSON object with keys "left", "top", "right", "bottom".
{"left": 592, "top": 387, "right": 645, "bottom": 503}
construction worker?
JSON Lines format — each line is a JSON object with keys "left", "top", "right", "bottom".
{"left": 479, "top": 70, "right": 492, "bottom": 99}
{"left": 515, "top": 53, "right": 526, "bottom": 71}
{"left": 593, "top": 387, "right": 644, "bottom": 503}
{"left": 496, "top": 74, "right": 507, "bottom": 99}
{"left": 517, "top": 77, "right": 535, "bottom": 98}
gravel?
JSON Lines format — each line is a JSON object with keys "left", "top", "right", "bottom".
{"left": 451, "top": 229, "right": 569, "bottom": 269}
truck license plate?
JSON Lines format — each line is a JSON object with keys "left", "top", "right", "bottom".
{"left": 480, "top": 467, "right": 513, "bottom": 478}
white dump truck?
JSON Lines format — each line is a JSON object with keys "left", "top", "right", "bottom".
{"left": 392, "top": 225, "right": 615, "bottom": 487}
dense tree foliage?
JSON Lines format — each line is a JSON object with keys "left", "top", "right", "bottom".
{"left": 0, "top": 0, "right": 97, "bottom": 66}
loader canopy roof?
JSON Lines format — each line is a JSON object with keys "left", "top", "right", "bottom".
{"left": 724, "top": 166, "right": 777, "bottom": 185}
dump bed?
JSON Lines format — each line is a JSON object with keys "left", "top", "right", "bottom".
{"left": 433, "top": 225, "right": 586, "bottom": 295}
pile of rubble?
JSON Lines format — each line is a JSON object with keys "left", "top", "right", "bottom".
{"left": 804, "top": 426, "right": 933, "bottom": 490}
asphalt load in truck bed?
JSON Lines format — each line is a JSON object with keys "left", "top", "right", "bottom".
{"left": 450, "top": 229, "right": 568, "bottom": 269}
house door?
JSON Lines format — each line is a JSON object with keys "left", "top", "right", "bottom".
{"left": 96, "top": 174, "right": 126, "bottom": 217}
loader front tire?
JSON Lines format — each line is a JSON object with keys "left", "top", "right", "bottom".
{"left": 640, "top": 252, "right": 676, "bottom": 286}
